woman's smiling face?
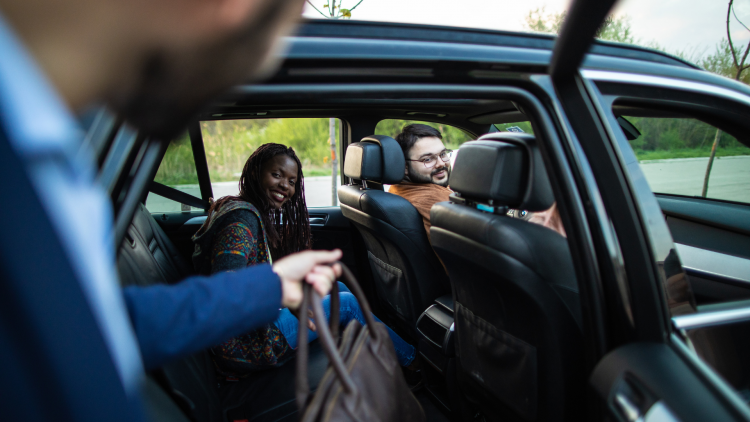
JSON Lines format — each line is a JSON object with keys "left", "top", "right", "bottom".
{"left": 260, "top": 154, "right": 298, "bottom": 209}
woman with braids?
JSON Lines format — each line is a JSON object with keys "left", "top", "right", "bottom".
{"left": 192, "top": 143, "right": 416, "bottom": 376}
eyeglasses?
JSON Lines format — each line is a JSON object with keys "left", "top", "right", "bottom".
{"left": 407, "top": 149, "right": 453, "bottom": 169}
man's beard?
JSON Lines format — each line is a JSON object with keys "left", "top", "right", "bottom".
{"left": 406, "top": 163, "right": 451, "bottom": 187}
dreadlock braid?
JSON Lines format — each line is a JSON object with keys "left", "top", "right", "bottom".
{"left": 206, "top": 143, "right": 312, "bottom": 260}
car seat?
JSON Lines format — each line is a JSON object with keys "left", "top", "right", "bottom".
{"left": 338, "top": 135, "right": 451, "bottom": 338}
{"left": 430, "top": 133, "right": 584, "bottom": 422}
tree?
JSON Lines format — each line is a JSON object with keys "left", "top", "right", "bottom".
{"left": 700, "top": 0, "right": 750, "bottom": 197}
{"left": 307, "top": 0, "right": 364, "bottom": 19}
{"left": 524, "top": 6, "right": 750, "bottom": 197}
{"left": 524, "top": 7, "right": 566, "bottom": 34}
{"left": 523, "top": 8, "right": 635, "bottom": 44}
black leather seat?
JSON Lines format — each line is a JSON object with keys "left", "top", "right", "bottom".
{"left": 118, "top": 204, "right": 329, "bottom": 422}
{"left": 430, "top": 133, "right": 584, "bottom": 422}
{"left": 118, "top": 204, "right": 192, "bottom": 287}
{"left": 338, "top": 135, "right": 451, "bottom": 338}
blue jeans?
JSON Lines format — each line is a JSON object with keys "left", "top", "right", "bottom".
{"left": 275, "top": 282, "right": 415, "bottom": 367}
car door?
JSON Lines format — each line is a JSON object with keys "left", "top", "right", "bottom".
{"left": 548, "top": 0, "right": 750, "bottom": 420}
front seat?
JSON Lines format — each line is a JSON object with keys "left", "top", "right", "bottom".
{"left": 430, "top": 133, "right": 584, "bottom": 422}
{"left": 338, "top": 135, "right": 451, "bottom": 338}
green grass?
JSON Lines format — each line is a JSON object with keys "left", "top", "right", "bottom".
{"left": 303, "top": 167, "right": 334, "bottom": 177}
{"left": 634, "top": 147, "right": 750, "bottom": 161}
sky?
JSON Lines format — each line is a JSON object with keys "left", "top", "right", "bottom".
{"left": 302, "top": 0, "right": 750, "bottom": 61}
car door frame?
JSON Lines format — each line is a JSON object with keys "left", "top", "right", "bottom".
{"left": 550, "top": 0, "right": 750, "bottom": 420}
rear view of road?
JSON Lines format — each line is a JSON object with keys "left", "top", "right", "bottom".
{"left": 639, "top": 155, "right": 750, "bottom": 203}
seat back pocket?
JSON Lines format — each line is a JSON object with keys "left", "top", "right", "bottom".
{"left": 456, "top": 302, "right": 538, "bottom": 420}
{"left": 367, "top": 251, "right": 411, "bottom": 321}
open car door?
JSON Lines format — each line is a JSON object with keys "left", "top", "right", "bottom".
{"left": 548, "top": 0, "right": 750, "bottom": 420}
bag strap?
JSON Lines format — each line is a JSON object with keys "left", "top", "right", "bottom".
{"left": 295, "top": 262, "right": 379, "bottom": 410}
{"left": 295, "top": 276, "right": 340, "bottom": 409}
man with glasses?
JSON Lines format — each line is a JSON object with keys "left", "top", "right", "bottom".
{"left": 390, "top": 124, "right": 453, "bottom": 241}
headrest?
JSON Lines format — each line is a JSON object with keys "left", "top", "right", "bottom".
{"left": 449, "top": 133, "right": 554, "bottom": 211}
{"left": 343, "top": 135, "right": 405, "bottom": 184}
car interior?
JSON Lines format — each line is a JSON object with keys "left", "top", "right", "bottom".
{"left": 76, "top": 16, "right": 750, "bottom": 419}
{"left": 102, "top": 90, "right": 580, "bottom": 421}
{"left": 92, "top": 73, "right": 750, "bottom": 421}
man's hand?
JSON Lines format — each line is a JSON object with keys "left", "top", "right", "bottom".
{"left": 273, "top": 249, "right": 342, "bottom": 311}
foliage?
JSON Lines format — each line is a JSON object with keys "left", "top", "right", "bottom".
{"left": 154, "top": 119, "right": 338, "bottom": 186}
{"left": 201, "top": 119, "right": 338, "bottom": 183}
{"left": 595, "top": 16, "right": 636, "bottom": 44}
{"left": 624, "top": 117, "right": 746, "bottom": 161}
{"left": 697, "top": 38, "right": 750, "bottom": 84}
{"left": 307, "top": 0, "right": 363, "bottom": 19}
{"left": 523, "top": 7, "right": 635, "bottom": 44}
{"left": 153, "top": 133, "right": 198, "bottom": 186}
{"left": 524, "top": 7, "right": 566, "bottom": 34}
{"left": 373, "top": 120, "right": 474, "bottom": 150}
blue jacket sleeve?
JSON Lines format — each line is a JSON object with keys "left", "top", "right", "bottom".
{"left": 122, "top": 263, "right": 281, "bottom": 370}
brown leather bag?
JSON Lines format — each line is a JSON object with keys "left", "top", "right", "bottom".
{"left": 295, "top": 263, "right": 425, "bottom": 422}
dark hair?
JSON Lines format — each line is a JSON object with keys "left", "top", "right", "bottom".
{"left": 394, "top": 124, "right": 442, "bottom": 157}
{"left": 204, "top": 143, "right": 311, "bottom": 259}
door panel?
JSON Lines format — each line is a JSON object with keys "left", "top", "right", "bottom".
{"left": 150, "top": 211, "right": 208, "bottom": 264}
{"left": 309, "top": 206, "right": 359, "bottom": 274}
{"left": 551, "top": 1, "right": 750, "bottom": 418}
{"left": 657, "top": 194, "right": 750, "bottom": 304}
{"left": 590, "top": 341, "right": 748, "bottom": 422}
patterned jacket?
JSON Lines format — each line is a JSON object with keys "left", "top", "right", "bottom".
{"left": 192, "top": 199, "right": 292, "bottom": 377}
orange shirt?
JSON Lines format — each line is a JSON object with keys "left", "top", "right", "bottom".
{"left": 388, "top": 181, "right": 452, "bottom": 241}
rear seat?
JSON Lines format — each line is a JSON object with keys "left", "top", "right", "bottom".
{"left": 118, "top": 204, "right": 329, "bottom": 422}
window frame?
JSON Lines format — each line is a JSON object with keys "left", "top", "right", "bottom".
{"left": 195, "top": 117, "right": 347, "bottom": 208}
{"left": 584, "top": 68, "right": 750, "bottom": 338}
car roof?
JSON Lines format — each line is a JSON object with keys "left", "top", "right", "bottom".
{"left": 289, "top": 19, "right": 698, "bottom": 70}
{"left": 198, "top": 19, "right": 750, "bottom": 133}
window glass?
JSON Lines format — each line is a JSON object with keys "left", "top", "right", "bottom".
{"left": 374, "top": 119, "right": 473, "bottom": 149}
{"left": 200, "top": 118, "right": 341, "bottom": 208}
{"left": 145, "top": 133, "right": 202, "bottom": 213}
{"left": 494, "top": 122, "right": 534, "bottom": 134}
{"left": 622, "top": 116, "right": 750, "bottom": 204}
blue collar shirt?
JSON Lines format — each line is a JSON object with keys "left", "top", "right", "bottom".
{"left": 0, "top": 14, "right": 144, "bottom": 395}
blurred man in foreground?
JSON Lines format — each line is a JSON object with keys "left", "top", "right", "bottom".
{"left": 0, "top": 0, "right": 339, "bottom": 420}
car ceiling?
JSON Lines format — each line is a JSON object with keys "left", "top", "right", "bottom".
{"left": 199, "top": 97, "right": 521, "bottom": 138}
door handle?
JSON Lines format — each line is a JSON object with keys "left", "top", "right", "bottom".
{"left": 612, "top": 377, "right": 680, "bottom": 422}
{"left": 309, "top": 217, "right": 327, "bottom": 226}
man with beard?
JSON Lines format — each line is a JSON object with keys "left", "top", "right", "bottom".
{"left": 389, "top": 124, "right": 453, "bottom": 241}
{"left": 0, "top": 0, "right": 341, "bottom": 419}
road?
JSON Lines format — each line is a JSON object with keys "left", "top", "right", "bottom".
{"left": 145, "top": 156, "right": 749, "bottom": 213}
{"left": 639, "top": 155, "right": 750, "bottom": 203}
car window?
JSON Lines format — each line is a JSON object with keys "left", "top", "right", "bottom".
{"left": 622, "top": 116, "right": 750, "bottom": 204}
{"left": 494, "top": 122, "right": 534, "bottom": 134}
{"left": 374, "top": 119, "right": 473, "bottom": 149}
{"left": 200, "top": 118, "right": 341, "bottom": 208}
{"left": 145, "top": 133, "right": 202, "bottom": 213}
